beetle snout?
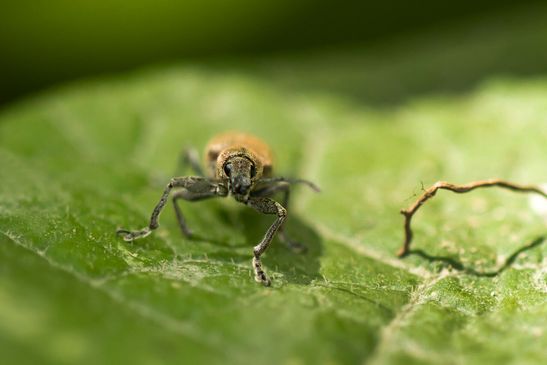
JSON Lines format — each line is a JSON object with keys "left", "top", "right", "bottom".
{"left": 232, "top": 175, "right": 251, "bottom": 194}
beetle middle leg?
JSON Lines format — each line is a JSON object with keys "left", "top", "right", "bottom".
{"left": 251, "top": 182, "right": 307, "bottom": 253}
{"left": 117, "top": 177, "right": 227, "bottom": 241}
{"left": 246, "top": 197, "right": 287, "bottom": 286}
{"left": 171, "top": 187, "right": 223, "bottom": 237}
{"left": 177, "top": 148, "right": 204, "bottom": 176}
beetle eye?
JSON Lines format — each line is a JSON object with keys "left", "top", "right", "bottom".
{"left": 223, "top": 163, "right": 232, "bottom": 176}
{"left": 250, "top": 164, "right": 257, "bottom": 178}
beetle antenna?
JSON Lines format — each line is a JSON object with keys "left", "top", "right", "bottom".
{"left": 260, "top": 177, "right": 320, "bottom": 192}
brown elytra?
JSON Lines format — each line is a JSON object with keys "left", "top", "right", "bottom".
{"left": 205, "top": 132, "right": 273, "bottom": 180}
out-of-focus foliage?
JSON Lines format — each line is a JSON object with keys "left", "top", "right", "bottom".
{"left": 0, "top": 0, "right": 544, "bottom": 102}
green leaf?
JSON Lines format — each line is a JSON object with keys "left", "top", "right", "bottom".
{"left": 1, "top": 13, "right": 547, "bottom": 365}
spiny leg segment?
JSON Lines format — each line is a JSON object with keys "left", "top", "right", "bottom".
{"left": 246, "top": 197, "right": 288, "bottom": 286}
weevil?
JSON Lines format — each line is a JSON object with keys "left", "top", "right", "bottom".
{"left": 117, "top": 132, "right": 319, "bottom": 286}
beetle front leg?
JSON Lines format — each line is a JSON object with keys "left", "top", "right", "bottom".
{"left": 246, "top": 197, "right": 287, "bottom": 286}
{"left": 117, "top": 177, "right": 226, "bottom": 241}
{"left": 251, "top": 182, "right": 307, "bottom": 253}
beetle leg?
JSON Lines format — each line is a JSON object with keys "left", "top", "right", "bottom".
{"left": 276, "top": 187, "right": 309, "bottom": 252}
{"left": 258, "top": 177, "right": 320, "bottom": 193}
{"left": 246, "top": 197, "right": 287, "bottom": 286}
{"left": 172, "top": 187, "right": 224, "bottom": 237}
{"left": 117, "top": 177, "right": 227, "bottom": 241}
{"left": 251, "top": 182, "right": 307, "bottom": 253}
{"left": 178, "top": 148, "right": 205, "bottom": 176}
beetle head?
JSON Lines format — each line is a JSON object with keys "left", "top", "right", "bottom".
{"left": 218, "top": 148, "right": 261, "bottom": 201}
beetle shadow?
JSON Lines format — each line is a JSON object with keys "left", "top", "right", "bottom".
{"left": 239, "top": 208, "right": 323, "bottom": 285}
{"left": 407, "top": 235, "right": 545, "bottom": 277}
{"left": 198, "top": 204, "right": 323, "bottom": 285}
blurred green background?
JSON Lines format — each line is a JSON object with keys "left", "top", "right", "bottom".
{"left": 1, "top": 0, "right": 546, "bottom": 105}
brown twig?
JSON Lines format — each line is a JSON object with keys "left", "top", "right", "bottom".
{"left": 398, "top": 179, "right": 547, "bottom": 257}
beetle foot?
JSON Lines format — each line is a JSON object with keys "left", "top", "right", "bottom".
{"left": 116, "top": 227, "right": 152, "bottom": 241}
{"left": 252, "top": 256, "right": 271, "bottom": 286}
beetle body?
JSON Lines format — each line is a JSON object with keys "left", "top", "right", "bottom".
{"left": 117, "top": 131, "right": 318, "bottom": 286}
